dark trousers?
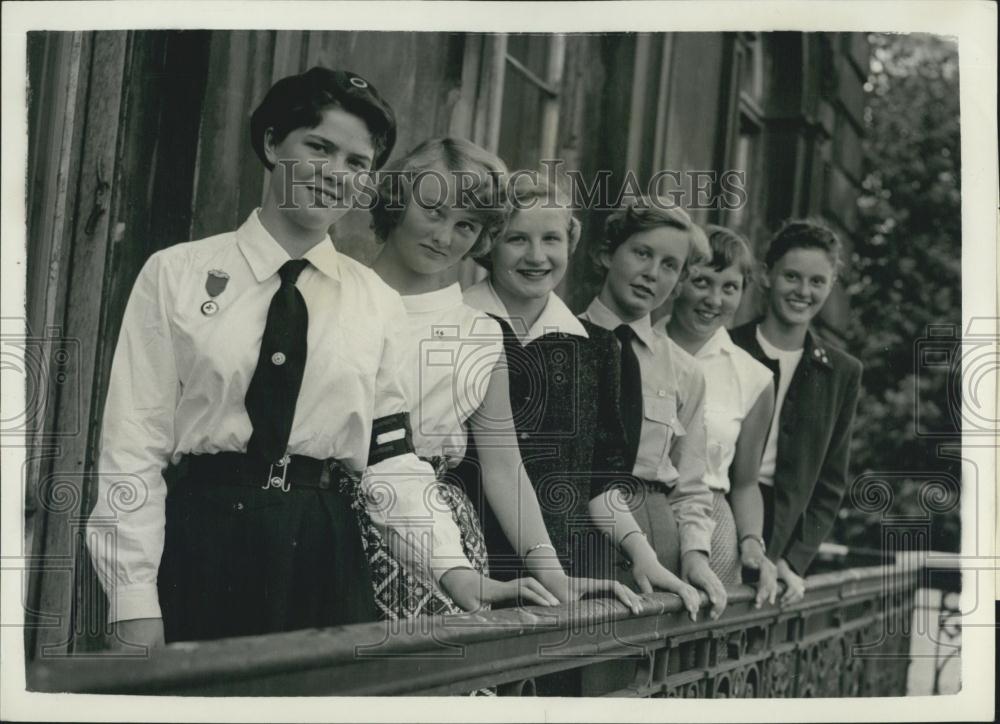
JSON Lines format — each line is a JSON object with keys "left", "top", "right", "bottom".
{"left": 760, "top": 482, "right": 775, "bottom": 547}
{"left": 158, "top": 478, "right": 376, "bottom": 643}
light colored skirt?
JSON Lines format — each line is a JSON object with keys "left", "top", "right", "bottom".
{"left": 709, "top": 490, "right": 741, "bottom": 586}
{"left": 608, "top": 481, "right": 681, "bottom": 589}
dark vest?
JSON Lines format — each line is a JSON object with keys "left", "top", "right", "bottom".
{"left": 458, "top": 317, "right": 629, "bottom": 579}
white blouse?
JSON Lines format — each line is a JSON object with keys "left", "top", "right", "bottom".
{"left": 91, "top": 211, "right": 468, "bottom": 622}
{"left": 694, "top": 326, "right": 774, "bottom": 493}
{"left": 397, "top": 283, "right": 504, "bottom": 463}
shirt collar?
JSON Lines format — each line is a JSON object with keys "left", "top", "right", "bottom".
{"left": 463, "top": 278, "right": 506, "bottom": 317}
{"left": 464, "top": 279, "right": 588, "bottom": 344}
{"left": 400, "top": 283, "right": 463, "bottom": 314}
{"left": 694, "top": 325, "right": 737, "bottom": 360}
{"left": 237, "top": 209, "right": 341, "bottom": 283}
{"left": 582, "top": 297, "right": 656, "bottom": 349}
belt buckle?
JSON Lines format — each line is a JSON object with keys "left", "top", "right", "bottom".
{"left": 262, "top": 454, "right": 292, "bottom": 492}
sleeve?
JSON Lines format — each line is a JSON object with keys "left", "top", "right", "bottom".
{"left": 361, "top": 292, "right": 473, "bottom": 583}
{"left": 783, "top": 359, "right": 863, "bottom": 575}
{"left": 86, "top": 253, "right": 178, "bottom": 623}
{"left": 589, "top": 332, "right": 632, "bottom": 499}
{"left": 667, "top": 365, "right": 716, "bottom": 555}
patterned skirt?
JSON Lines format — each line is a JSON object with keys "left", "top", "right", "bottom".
{"left": 709, "top": 490, "right": 742, "bottom": 587}
{"left": 334, "top": 457, "right": 491, "bottom": 619}
{"left": 337, "top": 457, "right": 494, "bottom": 696}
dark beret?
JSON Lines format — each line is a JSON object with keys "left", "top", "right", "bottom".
{"left": 250, "top": 67, "right": 397, "bottom": 170}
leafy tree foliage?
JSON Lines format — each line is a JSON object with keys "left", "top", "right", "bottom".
{"left": 833, "top": 33, "right": 961, "bottom": 553}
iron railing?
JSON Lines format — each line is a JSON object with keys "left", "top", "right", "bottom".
{"left": 29, "top": 554, "right": 959, "bottom": 697}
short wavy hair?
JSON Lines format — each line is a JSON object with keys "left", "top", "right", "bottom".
{"left": 475, "top": 169, "right": 583, "bottom": 271}
{"left": 764, "top": 218, "right": 843, "bottom": 272}
{"left": 701, "top": 224, "right": 756, "bottom": 288}
{"left": 595, "top": 198, "right": 710, "bottom": 276}
{"left": 250, "top": 67, "right": 397, "bottom": 171}
{"left": 369, "top": 137, "right": 510, "bottom": 259}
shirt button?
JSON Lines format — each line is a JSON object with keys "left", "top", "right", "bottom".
{"left": 271, "top": 352, "right": 286, "bottom": 366}
{"left": 234, "top": 502, "right": 244, "bottom": 511}
{"left": 657, "top": 390, "right": 667, "bottom": 398}
{"left": 520, "top": 432, "right": 530, "bottom": 441}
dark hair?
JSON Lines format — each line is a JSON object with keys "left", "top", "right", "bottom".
{"left": 594, "top": 197, "right": 710, "bottom": 276}
{"left": 250, "top": 67, "right": 397, "bottom": 170}
{"left": 370, "top": 137, "right": 510, "bottom": 258}
{"left": 702, "top": 224, "right": 756, "bottom": 287}
{"left": 475, "top": 169, "right": 582, "bottom": 271}
{"left": 764, "top": 218, "right": 843, "bottom": 271}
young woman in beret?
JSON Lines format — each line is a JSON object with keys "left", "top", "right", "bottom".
{"left": 88, "top": 68, "right": 527, "bottom": 648}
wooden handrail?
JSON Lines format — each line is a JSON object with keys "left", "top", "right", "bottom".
{"left": 28, "top": 555, "right": 948, "bottom": 697}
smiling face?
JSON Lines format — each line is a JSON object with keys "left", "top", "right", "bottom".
{"left": 599, "top": 226, "right": 690, "bottom": 322}
{"left": 763, "top": 247, "right": 836, "bottom": 328}
{"left": 491, "top": 206, "right": 571, "bottom": 302}
{"left": 384, "top": 165, "right": 486, "bottom": 276}
{"left": 673, "top": 263, "right": 746, "bottom": 342}
{"left": 264, "top": 105, "right": 375, "bottom": 231}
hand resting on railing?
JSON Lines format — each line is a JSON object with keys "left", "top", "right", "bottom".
{"left": 439, "top": 568, "right": 559, "bottom": 610}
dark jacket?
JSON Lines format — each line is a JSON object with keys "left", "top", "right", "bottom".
{"left": 730, "top": 320, "right": 863, "bottom": 575}
{"left": 459, "top": 317, "right": 629, "bottom": 578}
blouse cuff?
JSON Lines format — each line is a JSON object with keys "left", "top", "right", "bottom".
{"left": 109, "top": 582, "right": 162, "bottom": 624}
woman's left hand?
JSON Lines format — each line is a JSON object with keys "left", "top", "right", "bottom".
{"left": 740, "top": 538, "right": 779, "bottom": 608}
{"left": 629, "top": 553, "right": 702, "bottom": 621}
{"left": 539, "top": 571, "right": 645, "bottom": 615}
{"left": 681, "top": 551, "right": 728, "bottom": 619}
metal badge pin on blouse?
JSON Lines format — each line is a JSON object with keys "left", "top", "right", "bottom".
{"left": 201, "top": 269, "right": 231, "bottom": 316}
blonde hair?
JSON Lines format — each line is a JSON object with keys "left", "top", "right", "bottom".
{"left": 476, "top": 169, "right": 582, "bottom": 270}
{"left": 370, "top": 137, "right": 509, "bottom": 258}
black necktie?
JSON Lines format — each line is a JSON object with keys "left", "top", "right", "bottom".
{"left": 245, "top": 259, "right": 309, "bottom": 463}
{"left": 614, "top": 324, "right": 643, "bottom": 469}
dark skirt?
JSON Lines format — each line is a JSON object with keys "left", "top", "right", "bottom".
{"left": 759, "top": 482, "right": 775, "bottom": 546}
{"left": 158, "top": 478, "right": 376, "bottom": 644}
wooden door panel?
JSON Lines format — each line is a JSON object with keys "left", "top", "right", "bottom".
{"left": 27, "top": 30, "right": 129, "bottom": 661}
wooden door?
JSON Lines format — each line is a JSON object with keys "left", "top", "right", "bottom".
{"left": 25, "top": 30, "right": 211, "bottom": 663}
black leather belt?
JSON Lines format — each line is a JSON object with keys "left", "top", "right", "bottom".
{"left": 181, "top": 452, "right": 355, "bottom": 493}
